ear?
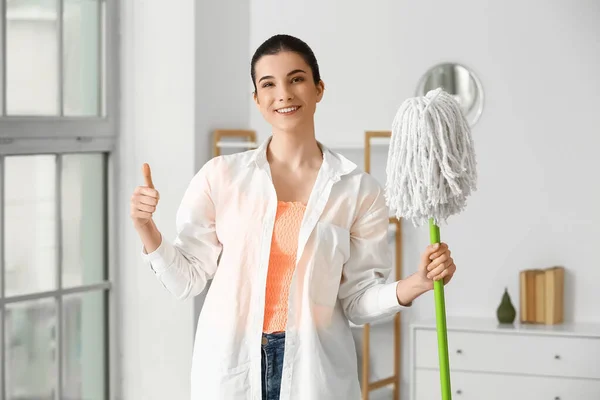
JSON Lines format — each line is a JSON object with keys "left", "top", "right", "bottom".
{"left": 253, "top": 91, "right": 260, "bottom": 108}
{"left": 316, "top": 80, "right": 325, "bottom": 103}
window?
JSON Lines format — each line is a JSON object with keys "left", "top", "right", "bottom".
{"left": 0, "top": 0, "right": 117, "bottom": 140}
{"left": 0, "top": 0, "right": 118, "bottom": 399}
{"left": 3, "top": 153, "right": 109, "bottom": 400}
{"left": 3, "top": 0, "right": 106, "bottom": 117}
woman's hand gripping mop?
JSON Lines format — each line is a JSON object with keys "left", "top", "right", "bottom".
{"left": 384, "top": 88, "right": 478, "bottom": 400}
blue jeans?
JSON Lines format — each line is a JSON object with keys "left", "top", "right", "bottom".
{"left": 261, "top": 332, "right": 285, "bottom": 400}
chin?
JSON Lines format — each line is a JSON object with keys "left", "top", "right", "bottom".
{"left": 275, "top": 116, "right": 314, "bottom": 132}
{"left": 274, "top": 121, "right": 307, "bottom": 134}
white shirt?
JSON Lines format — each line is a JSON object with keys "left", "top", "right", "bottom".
{"left": 142, "top": 137, "right": 410, "bottom": 400}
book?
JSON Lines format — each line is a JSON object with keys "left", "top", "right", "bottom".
{"left": 518, "top": 266, "right": 564, "bottom": 325}
{"left": 544, "top": 266, "right": 565, "bottom": 325}
{"left": 534, "top": 270, "right": 545, "bottom": 324}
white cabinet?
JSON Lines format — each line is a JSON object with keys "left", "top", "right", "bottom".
{"left": 415, "top": 369, "right": 600, "bottom": 400}
{"left": 410, "top": 317, "right": 600, "bottom": 400}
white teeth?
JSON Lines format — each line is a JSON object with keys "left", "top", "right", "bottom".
{"left": 276, "top": 107, "right": 298, "bottom": 114}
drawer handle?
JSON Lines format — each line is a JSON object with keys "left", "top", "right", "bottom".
{"left": 456, "top": 349, "right": 463, "bottom": 354}
{"left": 554, "top": 354, "right": 561, "bottom": 360}
{"left": 555, "top": 397, "right": 560, "bottom": 400}
{"left": 456, "top": 389, "right": 462, "bottom": 395}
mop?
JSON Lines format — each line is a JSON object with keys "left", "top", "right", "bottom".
{"left": 385, "top": 88, "right": 477, "bottom": 400}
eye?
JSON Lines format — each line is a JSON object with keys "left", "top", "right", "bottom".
{"left": 291, "top": 76, "right": 304, "bottom": 83}
{"left": 261, "top": 82, "right": 274, "bottom": 88}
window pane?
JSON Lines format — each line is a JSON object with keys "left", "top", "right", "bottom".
{"left": 101, "top": 0, "right": 106, "bottom": 117}
{"left": 0, "top": 4, "right": 4, "bottom": 117}
{"left": 5, "top": 298, "right": 57, "bottom": 400}
{"left": 63, "top": 0, "right": 100, "bottom": 116}
{"left": 62, "top": 154, "right": 106, "bottom": 288}
{"left": 0, "top": 308, "right": 3, "bottom": 397}
{"left": 6, "top": 0, "right": 59, "bottom": 115}
{"left": 5, "top": 155, "right": 57, "bottom": 297}
{"left": 62, "top": 291, "right": 106, "bottom": 400}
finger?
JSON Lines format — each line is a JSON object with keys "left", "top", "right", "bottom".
{"left": 432, "top": 263, "right": 454, "bottom": 281}
{"left": 429, "top": 243, "right": 449, "bottom": 260}
{"left": 143, "top": 163, "right": 154, "bottom": 189}
{"left": 130, "top": 208, "right": 153, "bottom": 220}
{"left": 427, "top": 263, "right": 446, "bottom": 279}
{"left": 442, "top": 264, "right": 457, "bottom": 284}
{"left": 427, "top": 254, "right": 451, "bottom": 271}
{"left": 422, "top": 243, "right": 442, "bottom": 262}
{"left": 430, "top": 248, "right": 450, "bottom": 261}
{"left": 428, "top": 259, "right": 454, "bottom": 279}
{"left": 135, "top": 186, "right": 160, "bottom": 199}
{"left": 436, "top": 262, "right": 456, "bottom": 280}
{"left": 436, "top": 268, "right": 450, "bottom": 281}
{"left": 134, "top": 194, "right": 159, "bottom": 207}
{"left": 135, "top": 203, "right": 156, "bottom": 213}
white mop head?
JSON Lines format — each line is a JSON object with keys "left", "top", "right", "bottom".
{"left": 385, "top": 88, "right": 478, "bottom": 227}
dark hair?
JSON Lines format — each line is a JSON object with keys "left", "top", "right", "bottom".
{"left": 250, "top": 34, "right": 321, "bottom": 93}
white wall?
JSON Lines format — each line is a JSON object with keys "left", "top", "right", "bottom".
{"left": 249, "top": 0, "right": 600, "bottom": 398}
{"left": 117, "top": 0, "right": 600, "bottom": 398}
{"left": 194, "top": 0, "right": 251, "bottom": 323}
{"left": 118, "top": 0, "right": 251, "bottom": 397}
{"left": 195, "top": 0, "right": 250, "bottom": 164}
{"left": 119, "top": 0, "right": 197, "bottom": 399}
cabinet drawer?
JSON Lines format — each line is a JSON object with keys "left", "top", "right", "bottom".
{"left": 414, "top": 369, "right": 600, "bottom": 400}
{"left": 414, "top": 329, "right": 600, "bottom": 379}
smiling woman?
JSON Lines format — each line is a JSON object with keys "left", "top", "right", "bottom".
{"left": 135, "top": 33, "right": 458, "bottom": 400}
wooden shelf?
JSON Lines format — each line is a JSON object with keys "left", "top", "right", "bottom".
{"left": 216, "top": 141, "right": 258, "bottom": 148}
{"left": 212, "top": 129, "right": 257, "bottom": 156}
{"left": 360, "top": 130, "right": 403, "bottom": 400}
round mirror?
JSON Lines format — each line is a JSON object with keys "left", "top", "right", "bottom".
{"left": 416, "top": 63, "right": 484, "bottom": 126}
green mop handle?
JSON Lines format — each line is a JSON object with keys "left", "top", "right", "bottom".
{"left": 429, "top": 218, "right": 452, "bottom": 400}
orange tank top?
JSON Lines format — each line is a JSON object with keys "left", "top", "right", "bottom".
{"left": 263, "top": 201, "right": 305, "bottom": 333}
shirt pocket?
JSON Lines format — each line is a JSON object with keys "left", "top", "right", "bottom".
{"left": 310, "top": 221, "right": 351, "bottom": 307}
{"left": 192, "top": 362, "right": 251, "bottom": 399}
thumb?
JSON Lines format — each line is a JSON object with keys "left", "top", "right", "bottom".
{"left": 142, "top": 163, "right": 154, "bottom": 189}
{"left": 422, "top": 243, "right": 438, "bottom": 263}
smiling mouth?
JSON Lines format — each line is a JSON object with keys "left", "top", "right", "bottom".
{"left": 276, "top": 106, "right": 300, "bottom": 114}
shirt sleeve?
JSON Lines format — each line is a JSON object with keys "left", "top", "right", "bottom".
{"left": 337, "top": 185, "right": 410, "bottom": 325}
{"left": 140, "top": 159, "right": 222, "bottom": 301}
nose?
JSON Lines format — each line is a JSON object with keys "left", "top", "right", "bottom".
{"left": 277, "top": 84, "right": 294, "bottom": 102}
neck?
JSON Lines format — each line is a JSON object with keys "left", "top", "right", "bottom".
{"left": 267, "top": 128, "right": 323, "bottom": 170}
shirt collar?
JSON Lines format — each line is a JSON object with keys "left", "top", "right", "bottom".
{"left": 246, "top": 135, "right": 357, "bottom": 180}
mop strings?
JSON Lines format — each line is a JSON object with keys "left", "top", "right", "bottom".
{"left": 385, "top": 88, "right": 478, "bottom": 226}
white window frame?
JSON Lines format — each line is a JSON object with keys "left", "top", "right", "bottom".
{"left": 0, "top": 0, "right": 120, "bottom": 399}
{"left": 0, "top": 0, "right": 119, "bottom": 149}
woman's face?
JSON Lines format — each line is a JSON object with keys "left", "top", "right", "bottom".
{"left": 253, "top": 51, "right": 324, "bottom": 134}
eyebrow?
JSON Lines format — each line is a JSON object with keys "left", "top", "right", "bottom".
{"left": 258, "top": 69, "right": 307, "bottom": 83}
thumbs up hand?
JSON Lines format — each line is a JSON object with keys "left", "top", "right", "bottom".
{"left": 131, "top": 163, "right": 160, "bottom": 229}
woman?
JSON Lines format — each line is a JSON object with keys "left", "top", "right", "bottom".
{"left": 131, "top": 34, "right": 456, "bottom": 400}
